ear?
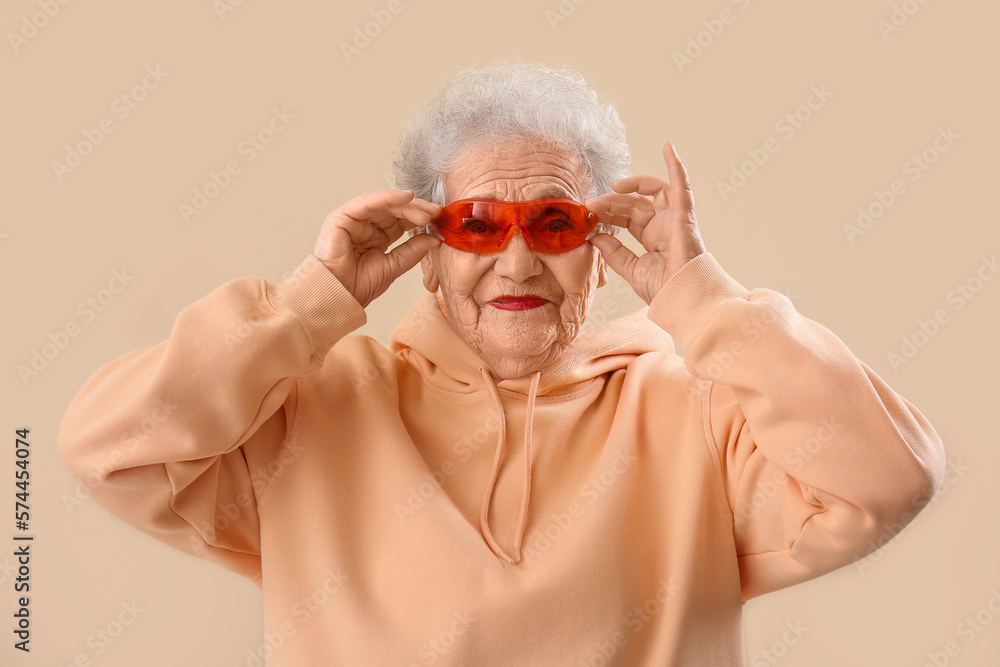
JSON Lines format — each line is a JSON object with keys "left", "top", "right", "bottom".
{"left": 420, "top": 251, "right": 440, "bottom": 293}
{"left": 596, "top": 252, "right": 608, "bottom": 289}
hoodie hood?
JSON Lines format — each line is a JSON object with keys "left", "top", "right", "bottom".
{"left": 387, "top": 292, "right": 675, "bottom": 564}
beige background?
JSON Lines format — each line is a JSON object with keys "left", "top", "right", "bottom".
{"left": 2, "top": 0, "right": 998, "bottom": 665}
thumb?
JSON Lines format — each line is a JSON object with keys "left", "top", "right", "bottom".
{"left": 384, "top": 233, "right": 441, "bottom": 281}
{"left": 590, "top": 233, "right": 640, "bottom": 283}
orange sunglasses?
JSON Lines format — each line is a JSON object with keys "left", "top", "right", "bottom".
{"left": 428, "top": 198, "right": 601, "bottom": 254}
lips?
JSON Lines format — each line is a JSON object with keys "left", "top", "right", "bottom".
{"left": 489, "top": 295, "right": 548, "bottom": 311}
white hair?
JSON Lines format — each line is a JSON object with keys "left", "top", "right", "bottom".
{"left": 392, "top": 61, "right": 631, "bottom": 205}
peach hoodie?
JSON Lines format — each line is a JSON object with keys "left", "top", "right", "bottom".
{"left": 58, "top": 252, "right": 945, "bottom": 666}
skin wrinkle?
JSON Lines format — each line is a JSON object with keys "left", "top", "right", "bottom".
{"left": 420, "top": 140, "right": 607, "bottom": 380}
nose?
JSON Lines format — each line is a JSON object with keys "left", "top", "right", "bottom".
{"left": 493, "top": 226, "right": 543, "bottom": 283}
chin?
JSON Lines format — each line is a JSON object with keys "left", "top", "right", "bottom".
{"left": 482, "top": 335, "right": 565, "bottom": 365}
{"left": 485, "top": 340, "right": 549, "bottom": 359}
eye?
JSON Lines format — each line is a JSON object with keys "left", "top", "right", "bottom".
{"left": 536, "top": 210, "right": 574, "bottom": 233}
{"left": 545, "top": 218, "right": 571, "bottom": 233}
{"left": 462, "top": 218, "right": 493, "bottom": 234}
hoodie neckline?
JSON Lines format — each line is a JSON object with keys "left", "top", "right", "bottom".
{"left": 388, "top": 293, "right": 674, "bottom": 396}
{"left": 386, "top": 292, "right": 675, "bottom": 564}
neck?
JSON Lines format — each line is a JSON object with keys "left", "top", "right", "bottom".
{"left": 477, "top": 348, "right": 561, "bottom": 381}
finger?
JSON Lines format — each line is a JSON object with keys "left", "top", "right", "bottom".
{"left": 585, "top": 193, "right": 656, "bottom": 229}
{"left": 380, "top": 200, "right": 439, "bottom": 231}
{"left": 341, "top": 189, "right": 416, "bottom": 221}
{"left": 663, "top": 140, "right": 685, "bottom": 169}
{"left": 662, "top": 141, "right": 693, "bottom": 198}
{"left": 409, "top": 197, "right": 443, "bottom": 217}
{"left": 589, "top": 233, "right": 641, "bottom": 282}
{"left": 611, "top": 175, "right": 671, "bottom": 199}
{"left": 375, "top": 201, "right": 446, "bottom": 251}
{"left": 384, "top": 231, "right": 441, "bottom": 280}
{"left": 340, "top": 193, "right": 437, "bottom": 244}
{"left": 591, "top": 191, "right": 659, "bottom": 241}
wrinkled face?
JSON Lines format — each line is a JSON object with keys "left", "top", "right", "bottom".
{"left": 420, "top": 140, "right": 607, "bottom": 380}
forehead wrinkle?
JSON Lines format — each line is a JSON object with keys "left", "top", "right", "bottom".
{"left": 452, "top": 172, "right": 583, "bottom": 202}
{"left": 445, "top": 142, "right": 588, "bottom": 203}
{"left": 462, "top": 178, "right": 578, "bottom": 202}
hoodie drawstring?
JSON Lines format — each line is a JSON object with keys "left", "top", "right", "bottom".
{"left": 478, "top": 367, "right": 541, "bottom": 565}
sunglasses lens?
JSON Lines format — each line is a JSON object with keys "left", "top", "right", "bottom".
{"left": 432, "top": 202, "right": 503, "bottom": 253}
{"left": 524, "top": 203, "right": 590, "bottom": 253}
{"left": 432, "top": 199, "right": 596, "bottom": 254}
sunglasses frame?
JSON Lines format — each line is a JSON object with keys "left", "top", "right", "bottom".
{"left": 424, "top": 198, "right": 608, "bottom": 255}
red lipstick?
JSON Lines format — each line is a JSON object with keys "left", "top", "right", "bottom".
{"left": 490, "top": 295, "right": 548, "bottom": 311}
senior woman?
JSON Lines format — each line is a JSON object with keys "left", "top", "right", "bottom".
{"left": 59, "top": 63, "right": 944, "bottom": 665}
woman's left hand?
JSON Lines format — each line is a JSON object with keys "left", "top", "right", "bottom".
{"left": 588, "top": 141, "right": 707, "bottom": 304}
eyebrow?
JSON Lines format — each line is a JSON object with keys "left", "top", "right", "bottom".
{"left": 460, "top": 186, "right": 579, "bottom": 202}
{"left": 532, "top": 186, "right": 576, "bottom": 200}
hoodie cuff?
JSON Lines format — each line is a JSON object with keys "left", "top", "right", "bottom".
{"left": 265, "top": 254, "right": 368, "bottom": 353}
{"left": 646, "top": 253, "right": 751, "bottom": 350}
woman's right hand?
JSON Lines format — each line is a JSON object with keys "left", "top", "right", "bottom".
{"left": 312, "top": 189, "right": 441, "bottom": 308}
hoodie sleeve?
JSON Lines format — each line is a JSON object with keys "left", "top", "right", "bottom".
{"left": 56, "top": 255, "right": 367, "bottom": 585}
{"left": 646, "top": 253, "right": 946, "bottom": 602}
